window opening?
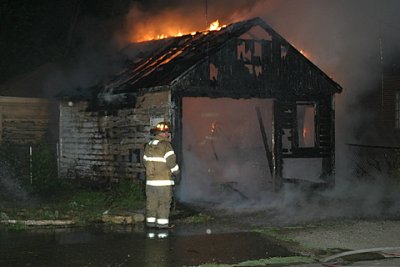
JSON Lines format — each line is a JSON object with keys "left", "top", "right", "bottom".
{"left": 297, "top": 103, "right": 315, "bottom": 147}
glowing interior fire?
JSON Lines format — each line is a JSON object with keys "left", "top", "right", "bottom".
{"left": 211, "top": 121, "right": 218, "bottom": 133}
{"left": 135, "top": 19, "right": 226, "bottom": 42}
{"left": 303, "top": 127, "right": 308, "bottom": 140}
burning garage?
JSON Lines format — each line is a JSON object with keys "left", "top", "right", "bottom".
{"left": 57, "top": 17, "right": 342, "bottom": 203}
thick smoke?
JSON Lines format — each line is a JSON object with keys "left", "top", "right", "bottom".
{"left": 252, "top": 0, "right": 400, "bottom": 222}
{"left": 40, "top": 15, "right": 127, "bottom": 99}
{"left": 0, "top": 161, "right": 28, "bottom": 202}
{"left": 177, "top": 97, "right": 400, "bottom": 223}
{"left": 169, "top": 1, "right": 400, "bottom": 222}
{"left": 251, "top": 0, "right": 400, "bottom": 145}
{"left": 177, "top": 98, "right": 273, "bottom": 206}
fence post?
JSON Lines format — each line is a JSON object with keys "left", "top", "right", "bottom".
{"left": 29, "top": 145, "right": 33, "bottom": 184}
{"left": 56, "top": 142, "right": 60, "bottom": 178}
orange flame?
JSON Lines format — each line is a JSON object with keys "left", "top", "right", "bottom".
{"left": 299, "top": 49, "right": 313, "bottom": 61}
{"left": 132, "top": 19, "right": 226, "bottom": 42}
{"left": 209, "top": 20, "right": 226, "bottom": 31}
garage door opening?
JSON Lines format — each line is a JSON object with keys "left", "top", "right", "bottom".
{"left": 176, "top": 97, "right": 274, "bottom": 205}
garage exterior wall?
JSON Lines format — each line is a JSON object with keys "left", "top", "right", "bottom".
{"left": 0, "top": 96, "right": 56, "bottom": 144}
{"left": 59, "top": 90, "right": 173, "bottom": 183}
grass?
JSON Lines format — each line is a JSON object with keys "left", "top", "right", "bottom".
{"left": 254, "top": 227, "right": 299, "bottom": 243}
{"left": 187, "top": 256, "right": 315, "bottom": 267}
{"left": 180, "top": 212, "right": 214, "bottom": 224}
{"left": 235, "top": 256, "right": 315, "bottom": 266}
{"left": 0, "top": 179, "right": 146, "bottom": 227}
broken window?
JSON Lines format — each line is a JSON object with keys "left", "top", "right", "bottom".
{"left": 254, "top": 65, "right": 262, "bottom": 76}
{"left": 129, "top": 148, "right": 142, "bottom": 163}
{"left": 209, "top": 63, "right": 219, "bottom": 81}
{"left": 236, "top": 39, "right": 263, "bottom": 77}
{"left": 396, "top": 91, "right": 400, "bottom": 129}
{"left": 281, "top": 45, "right": 288, "bottom": 59}
{"left": 245, "top": 64, "right": 254, "bottom": 74}
{"left": 282, "top": 128, "right": 292, "bottom": 154}
{"left": 237, "top": 40, "right": 252, "bottom": 61}
{"left": 297, "top": 103, "right": 316, "bottom": 148}
{"left": 235, "top": 26, "right": 271, "bottom": 78}
{"left": 236, "top": 39, "right": 263, "bottom": 63}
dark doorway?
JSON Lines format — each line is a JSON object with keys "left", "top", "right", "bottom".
{"left": 177, "top": 97, "right": 274, "bottom": 205}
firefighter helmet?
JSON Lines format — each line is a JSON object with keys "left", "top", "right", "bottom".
{"left": 150, "top": 121, "right": 171, "bottom": 135}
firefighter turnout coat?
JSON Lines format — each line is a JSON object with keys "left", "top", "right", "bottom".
{"left": 143, "top": 135, "right": 179, "bottom": 228}
{"left": 143, "top": 135, "right": 179, "bottom": 184}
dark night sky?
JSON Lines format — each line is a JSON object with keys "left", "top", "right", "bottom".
{"left": 0, "top": 0, "right": 134, "bottom": 83}
{"left": 0, "top": 0, "right": 264, "bottom": 83}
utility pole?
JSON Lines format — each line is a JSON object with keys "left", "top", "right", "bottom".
{"left": 205, "top": 0, "right": 208, "bottom": 28}
{"left": 378, "top": 20, "right": 385, "bottom": 112}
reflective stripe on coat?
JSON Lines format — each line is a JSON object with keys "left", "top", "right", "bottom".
{"left": 143, "top": 136, "right": 179, "bottom": 184}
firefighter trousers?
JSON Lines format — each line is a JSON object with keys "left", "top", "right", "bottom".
{"left": 145, "top": 185, "right": 172, "bottom": 228}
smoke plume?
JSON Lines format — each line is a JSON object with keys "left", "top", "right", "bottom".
{"left": 166, "top": 0, "right": 400, "bottom": 222}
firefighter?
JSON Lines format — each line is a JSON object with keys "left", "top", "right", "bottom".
{"left": 143, "top": 121, "right": 179, "bottom": 229}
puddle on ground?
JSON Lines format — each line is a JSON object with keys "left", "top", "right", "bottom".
{"left": 0, "top": 225, "right": 294, "bottom": 266}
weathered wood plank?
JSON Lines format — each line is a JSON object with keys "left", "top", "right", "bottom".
{"left": 0, "top": 219, "right": 75, "bottom": 226}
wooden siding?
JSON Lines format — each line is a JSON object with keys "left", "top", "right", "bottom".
{"left": 382, "top": 75, "right": 400, "bottom": 131}
{"left": 59, "top": 90, "right": 172, "bottom": 182}
{"left": 0, "top": 96, "right": 53, "bottom": 144}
